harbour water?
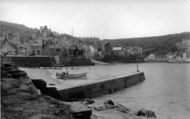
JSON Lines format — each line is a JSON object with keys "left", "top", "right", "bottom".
{"left": 22, "top": 63, "right": 190, "bottom": 119}
{"left": 93, "top": 63, "right": 190, "bottom": 119}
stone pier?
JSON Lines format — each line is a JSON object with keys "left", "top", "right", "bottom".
{"left": 59, "top": 72, "right": 145, "bottom": 101}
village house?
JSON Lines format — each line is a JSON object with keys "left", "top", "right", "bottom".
{"left": 42, "top": 43, "right": 69, "bottom": 57}
{"left": 111, "top": 46, "right": 143, "bottom": 57}
{"left": 124, "top": 47, "right": 134, "bottom": 55}
{"left": 42, "top": 46, "right": 60, "bottom": 56}
{"left": 102, "top": 42, "right": 113, "bottom": 57}
{"left": 147, "top": 53, "right": 156, "bottom": 60}
{"left": 166, "top": 54, "right": 174, "bottom": 60}
{"left": 41, "top": 45, "right": 67, "bottom": 65}
{"left": 82, "top": 44, "right": 91, "bottom": 59}
{"left": 89, "top": 45, "right": 100, "bottom": 58}
{"left": 124, "top": 47, "right": 142, "bottom": 55}
{"left": 16, "top": 43, "right": 31, "bottom": 56}
{"left": 69, "top": 44, "right": 84, "bottom": 57}
{"left": 30, "top": 40, "right": 43, "bottom": 56}
{"left": 132, "top": 47, "right": 143, "bottom": 54}
{"left": 112, "top": 47, "right": 125, "bottom": 57}
{"left": 0, "top": 40, "right": 17, "bottom": 55}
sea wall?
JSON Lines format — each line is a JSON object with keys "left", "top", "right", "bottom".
{"left": 64, "top": 57, "right": 94, "bottom": 66}
{"left": 59, "top": 72, "right": 145, "bottom": 101}
{"left": 99, "top": 55, "right": 145, "bottom": 63}
{"left": 2, "top": 56, "right": 56, "bottom": 67}
{"left": 2, "top": 56, "right": 94, "bottom": 67}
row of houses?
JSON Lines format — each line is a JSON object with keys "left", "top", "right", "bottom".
{"left": 146, "top": 49, "right": 190, "bottom": 61}
{"left": 102, "top": 42, "right": 143, "bottom": 57}
{"left": 145, "top": 39, "right": 190, "bottom": 61}
{"left": 0, "top": 25, "right": 94, "bottom": 59}
{"left": 0, "top": 38, "right": 92, "bottom": 58}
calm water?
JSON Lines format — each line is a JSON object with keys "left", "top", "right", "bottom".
{"left": 93, "top": 63, "right": 190, "bottom": 119}
{"left": 22, "top": 63, "right": 190, "bottom": 119}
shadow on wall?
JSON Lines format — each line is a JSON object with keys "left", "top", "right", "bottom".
{"left": 2, "top": 56, "right": 56, "bottom": 67}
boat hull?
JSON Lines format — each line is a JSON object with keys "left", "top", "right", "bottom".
{"left": 56, "top": 72, "right": 87, "bottom": 80}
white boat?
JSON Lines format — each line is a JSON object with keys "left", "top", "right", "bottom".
{"left": 56, "top": 72, "right": 87, "bottom": 79}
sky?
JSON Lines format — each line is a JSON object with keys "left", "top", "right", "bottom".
{"left": 0, "top": 0, "right": 190, "bottom": 39}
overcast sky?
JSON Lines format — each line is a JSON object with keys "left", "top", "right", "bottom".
{"left": 0, "top": 0, "right": 190, "bottom": 39}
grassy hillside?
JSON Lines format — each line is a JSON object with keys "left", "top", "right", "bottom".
{"left": 0, "top": 21, "right": 37, "bottom": 34}
{"left": 103, "top": 32, "right": 190, "bottom": 55}
{"left": 0, "top": 21, "right": 39, "bottom": 42}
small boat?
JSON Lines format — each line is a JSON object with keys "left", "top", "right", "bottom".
{"left": 56, "top": 72, "right": 87, "bottom": 79}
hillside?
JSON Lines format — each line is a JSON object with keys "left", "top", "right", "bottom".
{"left": 0, "top": 21, "right": 36, "bottom": 34}
{"left": 103, "top": 32, "right": 190, "bottom": 55}
{"left": 0, "top": 21, "right": 40, "bottom": 43}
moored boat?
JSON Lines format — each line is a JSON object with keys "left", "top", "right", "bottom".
{"left": 56, "top": 72, "right": 87, "bottom": 79}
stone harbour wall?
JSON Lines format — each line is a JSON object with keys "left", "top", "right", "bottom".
{"left": 59, "top": 72, "right": 145, "bottom": 101}
{"left": 2, "top": 56, "right": 94, "bottom": 67}
{"left": 2, "top": 56, "right": 56, "bottom": 67}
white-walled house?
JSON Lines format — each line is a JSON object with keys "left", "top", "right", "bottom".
{"left": 148, "top": 54, "right": 156, "bottom": 60}
{"left": 166, "top": 54, "right": 174, "bottom": 60}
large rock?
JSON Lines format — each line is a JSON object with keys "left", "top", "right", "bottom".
{"left": 136, "top": 108, "right": 156, "bottom": 118}
{"left": 80, "top": 98, "right": 95, "bottom": 105}
{"left": 91, "top": 100, "right": 156, "bottom": 119}
{"left": 104, "top": 99, "right": 115, "bottom": 109}
{"left": 1, "top": 63, "right": 27, "bottom": 78}
{"left": 1, "top": 63, "right": 72, "bottom": 119}
{"left": 31, "top": 79, "right": 47, "bottom": 90}
{"left": 114, "top": 103, "right": 130, "bottom": 113}
{"left": 70, "top": 102, "right": 92, "bottom": 119}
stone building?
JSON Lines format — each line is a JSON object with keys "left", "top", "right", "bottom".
{"left": 102, "top": 42, "right": 113, "bottom": 57}
{"left": 30, "top": 40, "right": 43, "bottom": 55}
{"left": 0, "top": 40, "right": 17, "bottom": 55}
{"left": 112, "top": 47, "right": 125, "bottom": 57}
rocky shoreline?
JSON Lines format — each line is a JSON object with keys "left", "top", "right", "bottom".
{"left": 1, "top": 63, "right": 157, "bottom": 119}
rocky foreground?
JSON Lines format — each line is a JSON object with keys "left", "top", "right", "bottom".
{"left": 1, "top": 63, "right": 156, "bottom": 119}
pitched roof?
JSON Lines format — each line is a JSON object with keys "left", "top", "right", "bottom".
{"left": 1, "top": 41, "right": 17, "bottom": 51}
